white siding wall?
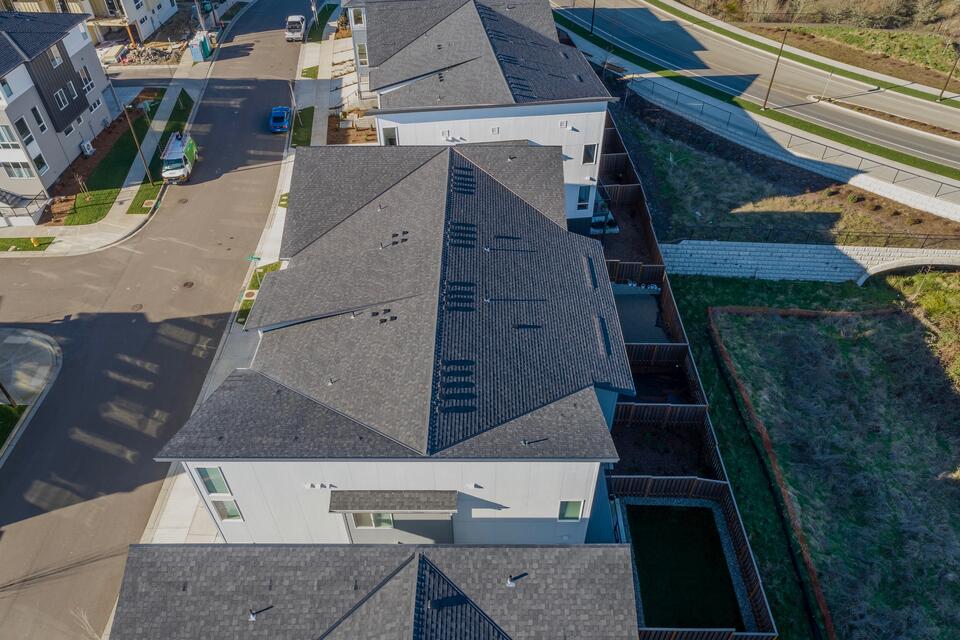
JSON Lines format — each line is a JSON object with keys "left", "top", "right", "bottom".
{"left": 185, "top": 459, "right": 602, "bottom": 545}
{"left": 375, "top": 101, "right": 608, "bottom": 221}
{"left": 0, "top": 65, "right": 33, "bottom": 108}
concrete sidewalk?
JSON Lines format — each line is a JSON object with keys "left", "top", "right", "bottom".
{"left": 0, "top": 328, "right": 61, "bottom": 469}
{"left": 293, "top": 4, "right": 339, "bottom": 145}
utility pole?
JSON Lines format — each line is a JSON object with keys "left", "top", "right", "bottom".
{"left": 589, "top": 0, "right": 597, "bottom": 34}
{"left": 938, "top": 44, "right": 959, "bottom": 102}
{"left": 817, "top": 71, "right": 833, "bottom": 102}
{"left": 107, "top": 80, "right": 154, "bottom": 184}
{"left": 761, "top": 27, "right": 788, "bottom": 110}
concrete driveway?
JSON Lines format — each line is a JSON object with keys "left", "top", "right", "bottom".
{"left": 0, "top": 0, "right": 309, "bottom": 637}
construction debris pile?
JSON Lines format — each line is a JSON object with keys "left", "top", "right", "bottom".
{"left": 121, "top": 42, "right": 184, "bottom": 65}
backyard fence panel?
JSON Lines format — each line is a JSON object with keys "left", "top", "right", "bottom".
{"left": 638, "top": 630, "right": 735, "bottom": 640}
{"left": 660, "top": 282, "right": 688, "bottom": 343}
{"left": 625, "top": 343, "right": 690, "bottom": 366}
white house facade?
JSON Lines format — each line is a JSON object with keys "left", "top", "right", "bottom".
{"left": 342, "top": 0, "right": 614, "bottom": 231}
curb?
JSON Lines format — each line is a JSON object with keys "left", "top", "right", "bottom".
{"left": 0, "top": 330, "right": 63, "bottom": 473}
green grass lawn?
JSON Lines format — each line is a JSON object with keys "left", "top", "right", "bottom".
{"left": 219, "top": 0, "right": 246, "bottom": 21}
{"left": 713, "top": 303, "right": 960, "bottom": 640}
{"left": 235, "top": 261, "right": 281, "bottom": 324}
{"left": 553, "top": 12, "right": 960, "bottom": 181}
{"left": 628, "top": 504, "right": 744, "bottom": 629}
{"left": 301, "top": 65, "right": 319, "bottom": 79}
{"left": 793, "top": 25, "right": 959, "bottom": 75}
{"left": 670, "top": 271, "right": 960, "bottom": 640}
{"left": 308, "top": 3, "right": 337, "bottom": 42}
{"left": 65, "top": 88, "right": 166, "bottom": 225}
{"left": 0, "top": 404, "right": 26, "bottom": 448}
{"left": 0, "top": 237, "right": 54, "bottom": 252}
{"left": 129, "top": 90, "right": 195, "bottom": 214}
{"left": 291, "top": 107, "right": 314, "bottom": 147}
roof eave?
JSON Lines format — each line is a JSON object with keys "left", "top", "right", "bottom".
{"left": 369, "top": 95, "right": 616, "bottom": 116}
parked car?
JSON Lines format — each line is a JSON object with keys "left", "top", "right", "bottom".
{"left": 285, "top": 15, "right": 306, "bottom": 42}
{"left": 269, "top": 106, "right": 292, "bottom": 133}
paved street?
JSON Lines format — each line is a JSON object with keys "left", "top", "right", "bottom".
{"left": 561, "top": 0, "right": 960, "bottom": 171}
{"left": 0, "top": 0, "right": 307, "bottom": 637}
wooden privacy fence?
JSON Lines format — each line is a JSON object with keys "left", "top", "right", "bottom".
{"left": 625, "top": 342, "right": 690, "bottom": 366}
{"left": 610, "top": 475, "right": 777, "bottom": 635}
{"left": 606, "top": 259, "right": 665, "bottom": 285}
{"left": 614, "top": 402, "right": 708, "bottom": 427}
{"left": 638, "top": 628, "right": 776, "bottom": 640}
{"left": 660, "top": 282, "right": 688, "bottom": 343}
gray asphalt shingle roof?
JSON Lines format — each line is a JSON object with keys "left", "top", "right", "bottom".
{"left": 110, "top": 544, "right": 639, "bottom": 639}
{"left": 329, "top": 490, "right": 459, "bottom": 512}
{"left": 353, "top": 0, "right": 611, "bottom": 111}
{"left": 0, "top": 12, "right": 86, "bottom": 77}
{"left": 158, "top": 144, "right": 633, "bottom": 462}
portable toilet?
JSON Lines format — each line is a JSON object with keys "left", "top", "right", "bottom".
{"left": 189, "top": 31, "right": 212, "bottom": 62}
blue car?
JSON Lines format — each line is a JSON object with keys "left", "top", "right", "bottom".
{"left": 269, "top": 106, "right": 291, "bottom": 133}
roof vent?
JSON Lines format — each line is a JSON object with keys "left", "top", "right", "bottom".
{"left": 575, "top": 74, "right": 584, "bottom": 82}
{"left": 436, "top": 43, "right": 443, "bottom": 50}
{"left": 248, "top": 605, "right": 274, "bottom": 622}
{"left": 505, "top": 572, "right": 527, "bottom": 588}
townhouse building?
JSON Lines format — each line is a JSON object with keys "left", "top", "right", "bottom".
{"left": 157, "top": 143, "right": 636, "bottom": 546}
{"left": 0, "top": 11, "right": 112, "bottom": 226}
{"left": 341, "top": 0, "right": 614, "bottom": 231}
{"left": 110, "top": 544, "right": 640, "bottom": 638}
{"left": 10, "top": 0, "right": 177, "bottom": 43}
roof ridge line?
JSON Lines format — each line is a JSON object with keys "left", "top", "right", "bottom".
{"left": 0, "top": 30, "right": 27, "bottom": 63}
{"left": 315, "top": 552, "right": 418, "bottom": 639}
{"left": 249, "top": 368, "right": 427, "bottom": 457}
{"left": 290, "top": 147, "right": 448, "bottom": 259}
{"left": 369, "top": 0, "right": 475, "bottom": 69}
{"left": 465, "top": 0, "right": 516, "bottom": 103}
{"left": 252, "top": 292, "right": 424, "bottom": 332}
{"left": 451, "top": 146, "right": 565, "bottom": 229}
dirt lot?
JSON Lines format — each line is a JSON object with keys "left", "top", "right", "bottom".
{"left": 41, "top": 89, "right": 161, "bottom": 225}
{"left": 713, "top": 306, "right": 960, "bottom": 640}
{"left": 326, "top": 115, "right": 377, "bottom": 145}
{"left": 605, "top": 77, "right": 960, "bottom": 246}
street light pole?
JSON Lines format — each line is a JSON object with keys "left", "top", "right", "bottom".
{"left": 107, "top": 80, "right": 154, "bottom": 184}
{"left": 938, "top": 47, "right": 959, "bottom": 102}
{"left": 761, "top": 27, "right": 788, "bottom": 110}
{"left": 817, "top": 71, "right": 833, "bottom": 102}
{"left": 589, "top": 0, "right": 597, "bottom": 34}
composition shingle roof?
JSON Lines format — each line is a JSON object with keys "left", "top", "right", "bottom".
{"left": 328, "top": 490, "right": 460, "bottom": 512}
{"left": 158, "top": 144, "right": 633, "bottom": 461}
{"left": 110, "top": 544, "right": 640, "bottom": 639}
{"left": 0, "top": 12, "right": 86, "bottom": 77}
{"left": 349, "top": 0, "right": 612, "bottom": 111}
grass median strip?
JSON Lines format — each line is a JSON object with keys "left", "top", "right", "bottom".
{"left": 129, "top": 89, "right": 195, "bottom": 214}
{"left": 0, "top": 237, "right": 54, "bottom": 252}
{"left": 0, "top": 404, "right": 26, "bottom": 448}
{"left": 638, "top": 0, "right": 959, "bottom": 109}
{"left": 308, "top": 3, "right": 337, "bottom": 42}
{"left": 236, "top": 261, "right": 281, "bottom": 325}
{"left": 64, "top": 89, "right": 166, "bottom": 225}
{"left": 555, "top": 12, "right": 960, "bottom": 182}
{"left": 292, "top": 106, "right": 314, "bottom": 147}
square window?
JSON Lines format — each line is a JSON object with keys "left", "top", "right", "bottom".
{"left": 576, "top": 185, "right": 592, "bottom": 210}
{"left": 197, "top": 467, "right": 230, "bottom": 495}
{"left": 212, "top": 499, "right": 242, "bottom": 521}
{"left": 33, "top": 152, "right": 48, "bottom": 176}
{"left": 558, "top": 500, "right": 583, "bottom": 521}
{"left": 31, "top": 106, "right": 47, "bottom": 133}
{"left": 0, "top": 77, "right": 12, "bottom": 98}
{"left": 63, "top": 123, "right": 74, "bottom": 137}
{"left": 46, "top": 47, "right": 63, "bottom": 68}
{"left": 582, "top": 143, "right": 597, "bottom": 164}
{"left": 88, "top": 98, "right": 102, "bottom": 113}
{"left": 352, "top": 512, "right": 394, "bottom": 528}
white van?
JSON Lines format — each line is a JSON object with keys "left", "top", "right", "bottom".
{"left": 285, "top": 15, "right": 306, "bottom": 42}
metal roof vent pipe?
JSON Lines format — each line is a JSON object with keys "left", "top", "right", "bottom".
{"left": 248, "top": 605, "right": 274, "bottom": 622}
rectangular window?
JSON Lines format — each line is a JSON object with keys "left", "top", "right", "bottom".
{"left": 559, "top": 120, "right": 569, "bottom": 128}
{"left": 63, "top": 123, "right": 74, "bottom": 136}
{"left": 33, "top": 152, "right": 48, "bottom": 176}
{"left": 0, "top": 125, "right": 18, "bottom": 149}
{"left": 582, "top": 143, "right": 597, "bottom": 164}
{"left": 352, "top": 512, "right": 394, "bottom": 528}
{"left": 558, "top": 500, "right": 584, "bottom": 521}
{"left": 31, "top": 106, "right": 47, "bottom": 133}
{"left": 88, "top": 98, "right": 102, "bottom": 113}
{"left": 134, "top": 0, "right": 144, "bottom": 9}
{"left": 1, "top": 161, "right": 32, "bottom": 178}
{"left": 80, "top": 26, "right": 89, "bottom": 40}
{"left": 67, "top": 81, "right": 78, "bottom": 99}
{"left": 356, "top": 43, "right": 368, "bottom": 67}
{"left": 576, "top": 185, "right": 592, "bottom": 210}
{"left": 79, "top": 65, "right": 94, "bottom": 93}
{"left": 139, "top": 15, "right": 147, "bottom": 24}
{"left": 75, "top": 115, "right": 82, "bottom": 125}
{"left": 491, "top": 126, "right": 500, "bottom": 135}
{"left": 382, "top": 126, "right": 398, "bottom": 146}
{"left": 54, "top": 89, "right": 68, "bottom": 111}
{"left": 212, "top": 499, "right": 242, "bottom": 521}
{"left": 197, "top": 467, "right": 231, "bottom": 495}
{"left": 46, "top": 47, "right": 63, "bottom": 68}
{"left": 14, "top": 117, "right": 33, "bottom": 145}
{"left": 0, "top": 77, "right": 11, "bottom": 98}
{"left": 351, "top": 8, "right": 364, "bottom": 26}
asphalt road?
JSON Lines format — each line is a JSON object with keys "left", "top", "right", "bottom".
{"left": 0, "top": 0, "right": 307, "bottom": 636}
{"left": 563, "top": 0, "right": 960, "bottom": 171}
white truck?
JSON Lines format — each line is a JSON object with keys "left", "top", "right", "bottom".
{"left": 285, "top": 15, "right": 307, "bottom": 42}
{"left": 160, "top": 132, "right": 197, "bottom": 183}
